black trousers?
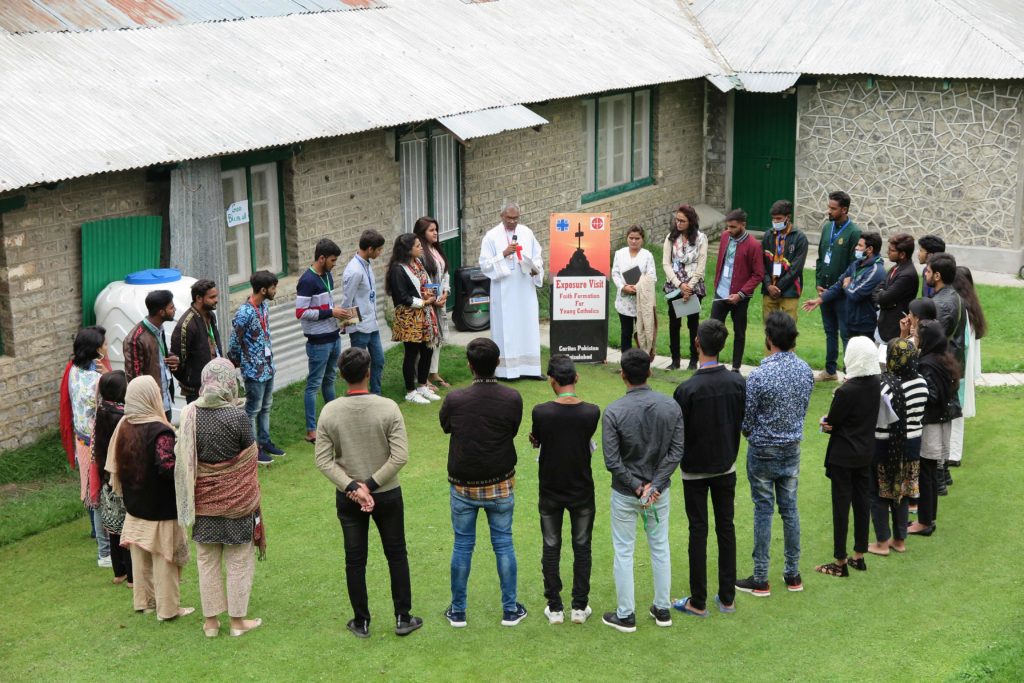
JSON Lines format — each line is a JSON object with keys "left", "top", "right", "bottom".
{"left": 709, "top": 297, "right": 750, "bottom": 369}
{"left": 619, "top": 314, "right": 636, "bottom": 351}
{"left": 667, "top": 300, "right": 700, "bottom": 363}
{"left": 683, "top": 473, "right": 736, "bottom": 610}
{"left": 402, "top": 342, "right": 432, "bottom": 391}
{"left": 918, "top": 459, "right": 939, "bottom": 526}
{"left": 336, "top": 488, "right": 412, "bottom": 624}
{"left": 109, "top": 532, "right": 133, "bottom": 582}
{"left": 827, "top": 464, "right": 871, "bottom": 559}
{"left": 538, "top": 498, "right": 594, "bottom": 611}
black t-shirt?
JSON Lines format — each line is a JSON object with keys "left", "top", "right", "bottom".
{"left": 531, "top": 401, "right": 601, "bottom": 506}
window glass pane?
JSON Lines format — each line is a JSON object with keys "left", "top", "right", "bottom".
{"left": 633, "top": 90, "right": 650, "bottom": 179}
{"left": 611, "top": 96, "right": 627, "bottom": 186}
{"left": 583, "top": 100, "right": 595, "bottom": 192}
{"left": 221, "top": 171, "right": 249, "bottom": 284}
{"left": 250, "top": 164, "right": 281, "bottom": 273}
{"left": 597, "top": 99, "right": 610, "bottom": 189}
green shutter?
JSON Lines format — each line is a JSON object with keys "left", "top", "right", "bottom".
{"left": 81, "top": 216, "right": 163, "bottom": 325}
{"left": 731, "top": 91, "right": 798, "bottom": 230}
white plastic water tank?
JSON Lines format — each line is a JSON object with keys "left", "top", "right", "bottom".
{"left": 94, "top": 269, "right": 196, "bottom": 424}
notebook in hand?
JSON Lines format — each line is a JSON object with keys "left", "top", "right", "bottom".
{"left": 622, "top": 266, "right": 642, "bottom": 286}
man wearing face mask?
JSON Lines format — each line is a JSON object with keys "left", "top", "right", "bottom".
{"left": 760, "top": 200, "right": 808, "bottom": 323}
{"left": 803, "top": 232, "right": 886, "bottom": 343}
{"left": 813, "top": 191, "right": 862, "bottom": 381}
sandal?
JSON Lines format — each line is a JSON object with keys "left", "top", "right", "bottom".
{"left": 848, "top": 557, "right": 867, "bottom": 571}
{"left": 429, "top": 376, "right": 452, "bottom": 389}
{"left": 814, "top": 562, "right": 849, "bottom": 577}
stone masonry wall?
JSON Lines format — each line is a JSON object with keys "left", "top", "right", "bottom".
{"left": 0, "top": 171, "right": 163, "bottom": 450}
{"left": 796, "top": 78, "right": 1023, "bottom": 248}
{"left": 703, "top": 82, "right": 728, "bottom": 210}
{"left": 462, "top": 80, "right": 706, "bottom": 260}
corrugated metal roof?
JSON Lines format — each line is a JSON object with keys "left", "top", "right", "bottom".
{"left": 0, "top": 0, "right": 382, "bottom": 34}
{"left": 437, "top": 105, "right": 549, "bottom": 143}
{"left": 737, "top": 72, "right": 800, "bottom": 93}
{"left": 0, "top": 0, "right": 722, "bottom": 192}
{"left": 693, "top": 0, "right": 1024, "bottom": 79}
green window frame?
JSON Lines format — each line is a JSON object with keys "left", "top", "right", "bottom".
{"left": 582, "top": 88, "right": 654, "bottom": 203}
{"left": 220, "top": 161, "right": 289, "bottom": 292}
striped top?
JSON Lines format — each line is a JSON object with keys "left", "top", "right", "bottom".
{"left": 295, "top": 268, "right": 340, "bottom": 344}
{"left": 875, "top": 376, "right": 928, "bottom": 440}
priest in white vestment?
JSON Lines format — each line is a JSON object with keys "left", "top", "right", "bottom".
{"left": 479, "top": 202, "right": 543, "bottom": 379}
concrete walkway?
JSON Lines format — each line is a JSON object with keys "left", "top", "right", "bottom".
{"left": 447, "top": 318, "right": 1020, "bottom": 387}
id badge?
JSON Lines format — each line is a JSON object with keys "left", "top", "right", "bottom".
{"left": 773, "top": 263, "right": 782, "bottom": 277}
{"left": 264, "top": 346, "right": 273, "bottom": 358}
{"left": 723, "top": 265, "right": 732, "bottom": 278}
{"left": 823, "top": 251, "right": 832, "bottom": 265}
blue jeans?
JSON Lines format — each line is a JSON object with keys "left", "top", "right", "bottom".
{"left": 747, "top": 442, "right": 802, "bottom": 581}
{"left": 820, "top": 297, "right": 849, "bottom": 374}
{"left": 244, "top": 377, "right": 274, "bottom": 444}
{"left": 609, "top": 489, "right": 671, "bottom": 618}
{"left": 348, "top": 330, "right": 384, "bottom": 395}
{"left": 90, "top": 508, "right": 111, "bottom": 559}
{"left": 304, "top": 339, "right": 341, "bottom": 430}
{"left": 449, "top": 488, "right": 518, "bottom": 613}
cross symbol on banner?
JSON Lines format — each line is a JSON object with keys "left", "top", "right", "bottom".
{"left": 556, "top": 218, "right": 570, "bottom": 232}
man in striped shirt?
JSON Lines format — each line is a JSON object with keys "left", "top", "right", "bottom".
{"left": 296, "top": 238, "right": 356, "bottom": 443}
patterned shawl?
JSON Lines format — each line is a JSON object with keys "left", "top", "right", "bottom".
{"left": 175, "top": 358, "right": 260, "bottom": 532}
{"left": 105, "top": 376, "right": 172, "bottom": 496}
{"left": 879, "top": 338, "right": 919, "bottom": 500}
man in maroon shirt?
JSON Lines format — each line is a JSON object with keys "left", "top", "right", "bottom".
{"left": 710, "top": 209, "right": 766, "bottom": 372}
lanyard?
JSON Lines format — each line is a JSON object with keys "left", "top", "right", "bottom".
{"left": 774, "top": 226, "right": 790, "bottom": 260}
{"left": 309, "top": 267, "right": 332, "bottom": 294}
{"left": 346, "top": 390, "right": 370, "bottom": 396}
{"left": 699, "top": 361, "right": 719, "bottom": 368}
{"left": 828, "top": 219, "right": 850, "bottom": 250}
{"left": 250, "top": 297, "right": 268, "bottom": 332}
{"left": 357, "top": 255, "right": 374, "bottom": 289}
{"left": 141, "top": 319, "right": 167, "bottom": 356}
{"left": 641, "top": 502, "right": 660, "bottom": 531}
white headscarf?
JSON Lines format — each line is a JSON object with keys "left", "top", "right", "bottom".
{"left": 844, "top": 336, "right": 881, "bottom": 379}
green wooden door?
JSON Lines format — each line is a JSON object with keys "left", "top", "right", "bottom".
{"left": 731, "top": 91, "right": 797, "bottom": 230}
{"left": 81, "top": 216, "right": 163, "bottom": 325}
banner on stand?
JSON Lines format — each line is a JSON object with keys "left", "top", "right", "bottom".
{"left": 548, "top": 213, "right": 611, "bottom": 363}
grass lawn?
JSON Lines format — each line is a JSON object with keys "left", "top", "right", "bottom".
{"left": 606, "top": 242, "right": 1024, "bottom": 372}
{"left": 0, "top": 345, "right": 1021, "bottom": 681}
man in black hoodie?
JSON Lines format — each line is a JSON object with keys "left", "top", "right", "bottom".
{"left": 671, "top": 320, "right": 745, "bottom": 617}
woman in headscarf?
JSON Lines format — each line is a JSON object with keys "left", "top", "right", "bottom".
{"left": 907, "top": 320, "right": 961, "bottom": 536}
{"left": 175, "top": 358, "right": 263, "bottom": 638}
{"left": 815, "top": 336, "right": 881, "bottom": 577}
{"left": 868, "top": 339, "right": 927, "bottom": 555}
{"left": 107, "top": 376, "right": 192, "bottom": 621}
{"left": 92, "top": 370, "right": 132, "bottom": 584}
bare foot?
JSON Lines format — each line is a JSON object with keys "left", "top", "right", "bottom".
{"left": 867, "top": 542, "right": 890, "bottom": 556}
{"left": 890, "top": 540, "right": 907, "bottom": 552}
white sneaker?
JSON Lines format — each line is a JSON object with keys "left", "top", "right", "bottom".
{"left": 97, "top": 555, "right": 112, "bottom": 568}
{"left": 571, "top": 606, "right": 592, "bottom": 624}
{"left": 416, "top": 386, "right": 441, "bottom": 401}
{"left": 544, "top": 606, "right": 564, "bottom": 624}
{"left": 405, "top": 391, "right": 430, "bottom": 405}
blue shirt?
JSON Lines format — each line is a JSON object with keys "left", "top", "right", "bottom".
{"left": 742, "top": 352, "right": 814, "bottom": 448}
{"left": 229, "top": 299, "right": 274, "bottom": 382}
{"left": 715, "top": 236, "right": 739, "bottom": 299}
{"left": 340, "top": 254, "right": 378, "bottom": 334}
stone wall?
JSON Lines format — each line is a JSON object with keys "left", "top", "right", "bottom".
{"left": 462, "top": 80, "right": 706, "bottom": 260}
{"left": 796, "top": 78, "right": 1023, "bottom": 249}
{"left": 703, "top": 82, "right": 729, "bottom": 210}
{"left": 0, "top": 171, "right": 163, "bottom": 450}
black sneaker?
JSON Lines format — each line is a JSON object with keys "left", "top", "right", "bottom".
{"left": 784, "top": 573, "right": 804, "bottom": 592}
{"left": 602, "top": 611, "right": 637, "bottom": 633}
{"left": 257, "top": 448, "right": 273, "bottom": 466}
{"left": 648, "top": 605, "right": 672, "bottom": 627}
{"left": 346, "top": 619, "right": 369, "bottom": 638}
{"left": 444, "top": 606, "right": 467, "bottom": 628}
{"left": 395, "top": 615, "right": 423, "bottom": 636}
{"left": 735, "top": 575, "right": 771, "bottom": 597}
{"left": 501, "top": 603, "right": 528, "bottom": 626}
{"left": 262, "top": 441, "right": 286, "bottom": 457}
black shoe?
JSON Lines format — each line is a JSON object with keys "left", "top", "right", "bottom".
{"left": 947, "top": 460, "right": 961, "bottom": 468}
{"left": 848, "top": 557, "right": 867, "bottom": 572}
{"left": 648, "top": 604, "right": 672, "bottom": 627}
{"left": 735, "top": 575, "right": 771, "bottom": 597}
{"left": 668, "top": 360, "right": 680, "bottom": 371}
{"left": 346, "top": 619, "right": 369, "bottom": 638}
{"left": 731, "top": 367, "right": 742, "bottom": 374}
{"left": 501, "top": 602, "right": 528, "bottom": 626}
{"left": 784, "top": 573, "right": 804, "bottom": 592}
{"left": 262, "top": 440, "right": 286, "bottom": 457}
{"left": 601, "top": 611, "right": 636, "bottom": 633}
{"left": 395, "top": 615, "right": 423, "bottom": 636}
{"left": 257, "top": 448, "right": 273, "bottom": 466}
{"left": 908, "top": 523, "right": 936, "bottom": 536}
{"left": 937, "top": 481, "right": 948, "bottom": 496}
{"left": 686, "top": 360, "right": 698, "bottom": 371}
{"left": 943, "top": 468, "right": 953, "bottom": 486}
{"left": 444, "top": 606, "right": 467, "bottom": 628}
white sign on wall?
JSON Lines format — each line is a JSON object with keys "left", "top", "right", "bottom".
{"left": 226, "top": 200, "right": 250, "bottom": 227}
{"left": 553, "top": 276, "right": 606, "bottom": 321}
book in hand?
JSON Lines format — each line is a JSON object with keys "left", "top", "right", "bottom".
{"left": 424, "top": 283, "right": 440, "bottom": 298}
{"left": 622, "top": 266, "right": 642, "bottom": 286}
{"left": 339, "top": 307, "right": 362, "bottom": 328}
{"left": 671, "top": 295, "right": 701, "bottom": 317}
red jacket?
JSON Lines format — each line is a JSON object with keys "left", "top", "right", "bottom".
{"left": 713, "top": 232, "right": 765, "bottom": 299}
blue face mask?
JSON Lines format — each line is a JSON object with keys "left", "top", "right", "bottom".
{"left": 854, "top": 249, "right": 865, "bottom": 260}
{"left": 771, "top": 221, "right": 786, "bottom": 231}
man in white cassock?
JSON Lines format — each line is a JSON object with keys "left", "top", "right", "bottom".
{"left": 479, "top": 201, "right": 544, "bottom": 379}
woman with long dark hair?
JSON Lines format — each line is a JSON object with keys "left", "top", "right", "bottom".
{"left": 907, "top": 320, "right": 961, "bottom": 537}
{"left": 413, "top": 216, "right": 451, "bottom": 389}
{"left": 948, "top": 266, "right": 986, "bottom": 466}
{"left": 107, "top": 376, "right": 193, "bottom": 621}
{"left": 93, "top": 370, "right": 132, "bottom": 584}
{"left": 662, "top": 204, "right": 707, "bottom": 370}
{"left": 64, "top": 325, "right": 111, "bottom": 565}
{"left": 386, "top": 232, "right": 440, "bottom": 404}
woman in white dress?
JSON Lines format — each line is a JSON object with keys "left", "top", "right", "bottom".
{"left": 611, "top": 225, "right": 657, "bottom": 352}
{"left": 948, "top": 266, "right": 986, "bottom": 466}
{"left": 662, "top": 204, "right": 708, "bottom": 370}
{"left": 413, "top": 216, "right": 451, "bottom": 390}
